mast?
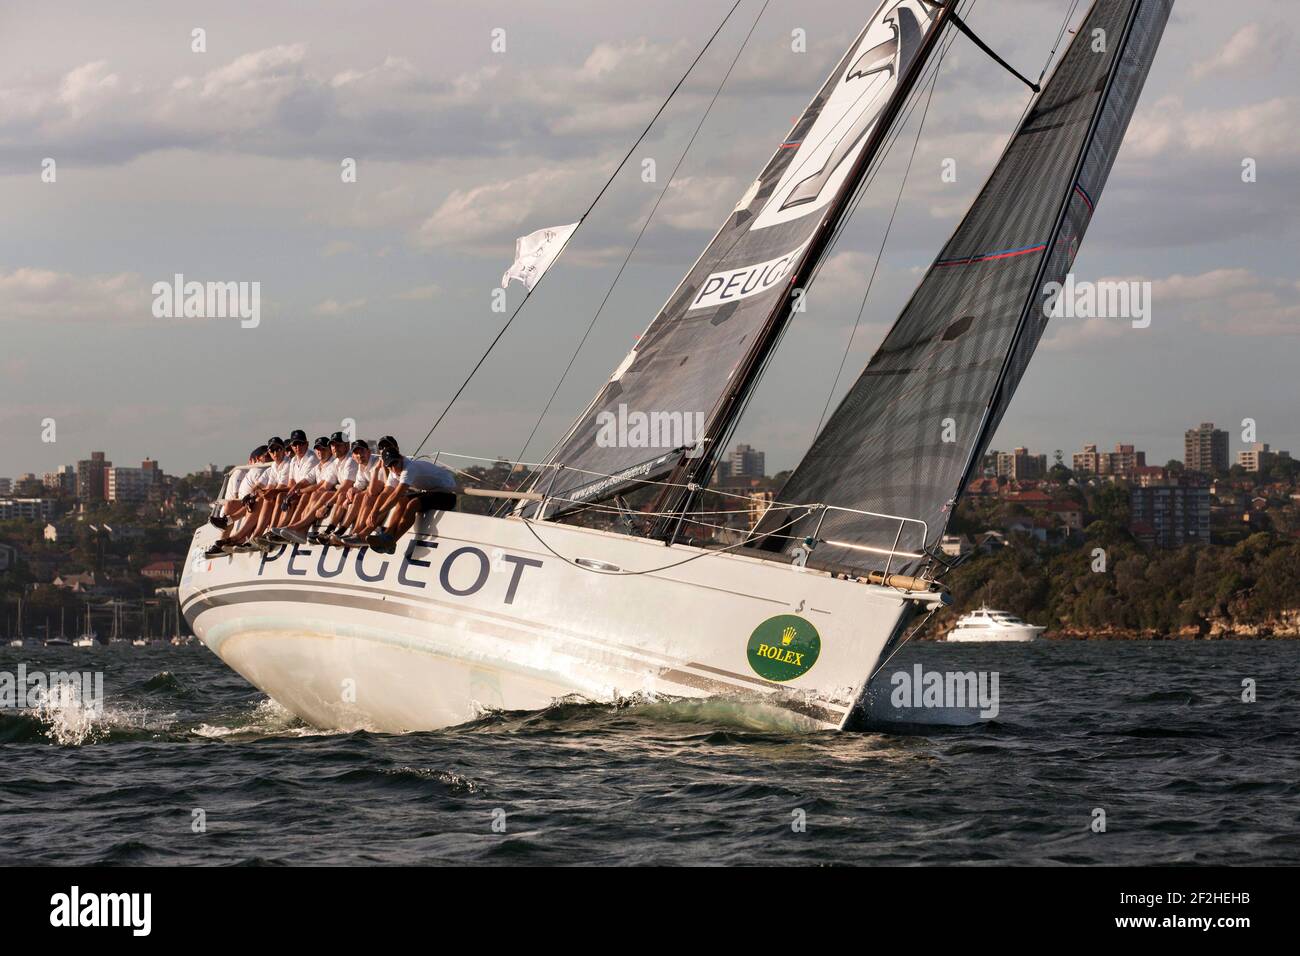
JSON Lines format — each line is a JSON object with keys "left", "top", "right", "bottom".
{"left": 653, "top": 0, "right": 956, "bottom": 539}
{"left": 533, "top": 0, "right": 952, "bottom": 525}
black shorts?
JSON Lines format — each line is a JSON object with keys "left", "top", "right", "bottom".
{"left": 408, "top": 489, "right": 457, "bottom": 513}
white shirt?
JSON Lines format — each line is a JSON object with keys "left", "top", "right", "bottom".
{"left": 387, "top": 458, "right": 458, "bottom": 493}
{"left": 334, "top": 456, "right": 359, "bottom": 486}
{"left": 289, "top": 454, "right": 318, "bottom": 484}
{"left": 352, "top": 457, "right": 378, "bottom": 491}
{"left": 237, "top": 468, "right": 264, "bottom": 499}
{"left": 316, "top": 457, "right": 338, "bottom": 487}
{"left": 225, "top": 466, "right": 247, "bottom": 498}
{"left": 265, "top": 457, "right": 293, "bottom": 487}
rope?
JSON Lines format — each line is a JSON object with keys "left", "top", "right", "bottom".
{"left": 521, "top": 0, "right": 959, "bottom": 478}
{"left": 519, "top": 505, "right": 816, "bottom": 577}
{"left": 411, "top": 0, "right": 745, "bottom": 457}
{"left": 511, "top": 0, "right": 774, "bottom": 470}
{"left": 707, "top": 7, "right": 971, "bottom": 492}
{"left": 812, "top": 21, "right": 949, "bottom": 437}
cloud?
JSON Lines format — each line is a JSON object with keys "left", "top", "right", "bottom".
{"left": 1151, "top": 268, "right": 1300, "bottom": 336}
{"left": 807, "top": 251, "right": 878, "bottom": 307}
{"left": 0, "top": 268, "right": 147, "bottom": 323}
{"left": 1042, "top": 268, "right": 1300, "bottom": 349}
{"left": 199, "top": 43, "right": 309, "bottom": 99}
{"left": 312, "top": 297, "right": 366, "bottom": 316}
{"left": 1125, "top": 95, "right": 1297, "bottom": 161}
{"left": 417, "top": 162, "right": 604, "bottom": 250}
{"left": 1190, "top": 23, "right": 1280, "bottom": 80}
{"left": 57, "top": 60, "right": 121, "bottom": 115}
{"left": 0, "top": 36, "right": 755, "bottom": 171}
{"left": 649, "top": 175, "right": 741, "bottom": 231}
{"left": 393, "top": 283, "right": 441, "bottom": 301}
{"left": 320, "top": 240, "right": 361, "bottom": 258}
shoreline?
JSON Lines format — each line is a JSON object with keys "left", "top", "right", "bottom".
{"left": 919, "top": 626, "right": 1300, "bottom": 641}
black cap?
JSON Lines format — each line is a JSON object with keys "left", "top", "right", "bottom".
{"left": 330, "top": 431, "right": 346, "bottom": 443}
{"left": 289, "top": 429, "right": 308, "bottom": 443}
{"left": 351, "top": 440, "right": 369, "bottom": 453}
{"left": 267, "top": 436, "right": 284, "bottom": 447}
{"left": 268, "top": 440, "right": 285, "bottom": 451}
{"left": 313, "top": 436, "right": 330, "bottom": 450}
{"left": 377, "top": 435, "right": 399, "bottom": 452}
{"left": 251, "top": 445, "right": 268, "bottom": 459}
{"left": 381, "top": 448, "right": 403, "bottom": 467}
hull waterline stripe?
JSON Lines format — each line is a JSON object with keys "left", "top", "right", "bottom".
{"left": 186, "top": 577, "right": 690, "bottom": 669}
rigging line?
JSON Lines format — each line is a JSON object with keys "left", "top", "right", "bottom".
{"left": 526, "top": 2, "right": 958, "bottom": 481}
{"left": 527, "top": 0, "right": 963, "bottom": 525}
{"left": 812, "top": 31, "right": 947, "bottom": 438}
{"left": 867, "top": 604, "right": 940, "bottom": 683}
{"left": 411, "top": 0, "right": 745, "bottom": 458}
{"left": 520, "top": 504, "right": 816, "bottom": 577}
{"left": 689, "top": 16, "right": 969, "bottom": 514}
{"left": 1041, "top": 0, "right": 1084, "bottom": 84}
{"left": 713, "top": 12, "right": 967, "bottom": 456}
{"left": 1012, "top": 0, "right": 1083, "bottom": 132}
{"left": 942, "top": 4, "right": 1040, "bottom": 92}
{"left": 808, "top": 0, "right": 1106, "bottom": 431}
{"left": 510, "top": 0, "right": 774, "bottom": 472}
{"left": 781, "top": 11, "right": 968, "bottom": 302}
{"left": 897, "top": 1, "right": 1070, "bottom": 381}
{"left": 951, "top": 0, "right": 1143, "bottom": 510}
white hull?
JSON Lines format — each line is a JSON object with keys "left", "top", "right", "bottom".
{"left": 180, "top": 511, "right": 937, "bottom": 733}
{"left": 947, "top": 626, "right": 1042, "bottom": 643}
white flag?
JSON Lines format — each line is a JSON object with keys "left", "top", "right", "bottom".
{"left": 500, "top": 222, "right": 579, "bottom": 291}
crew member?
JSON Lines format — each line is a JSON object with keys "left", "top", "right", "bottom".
{"left": 364, "top": 448, "right": 458, "bottom": 554}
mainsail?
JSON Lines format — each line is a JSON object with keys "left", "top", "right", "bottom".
{"left": 535, "top": 0, "right": 950, "bottom": 511}
{"left": 762, "top": 0, "right": 1173, "bottom": 575}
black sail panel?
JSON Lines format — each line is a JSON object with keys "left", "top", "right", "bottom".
{"left": 536, "top": 0, "right": 946, "bottom": 511}
{"left": 763, "top": 0, "right": 1174, "bottom": 574}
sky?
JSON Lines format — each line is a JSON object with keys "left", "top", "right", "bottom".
{"left": 1, "top": 0, "right": 1296, "bottom": 480}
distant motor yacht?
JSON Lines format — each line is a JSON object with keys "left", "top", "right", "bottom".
{"left": 947, "top": 607, "right": 1044, "bottom": 643}
{"left": 7, "top": 639, "right": 22, "bottom": 648}
{"left": 72, "top": 634, "right": 96, "bottom": 648}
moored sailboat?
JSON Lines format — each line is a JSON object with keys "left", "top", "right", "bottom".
{"left": 181, "top": 0, "right": 1173, "bottom": 733}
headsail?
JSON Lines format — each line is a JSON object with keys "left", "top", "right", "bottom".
{"left": 534, "top": 0, "right": 950, "bottom": 513}
{"left": 762, "top": 0, "right": 1174, "bottom": 574}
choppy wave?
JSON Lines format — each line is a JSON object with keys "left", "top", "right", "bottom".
{"left": 459, "top": 691, "right": 825, "bottom": 736}
{"left": 1, "top": 641, "right": 1297, "bottom": 865}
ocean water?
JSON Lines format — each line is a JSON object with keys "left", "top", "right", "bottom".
{"left": 1, "top": 640, "right": 1296, "bottom": 865}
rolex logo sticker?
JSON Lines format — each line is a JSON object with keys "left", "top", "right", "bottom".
{"left": 747, "top": 615, "right": 821, "bottom": 682}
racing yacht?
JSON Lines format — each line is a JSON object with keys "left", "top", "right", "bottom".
{"left": 180, "top": 0, "right": 1172, "bottom": 733}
